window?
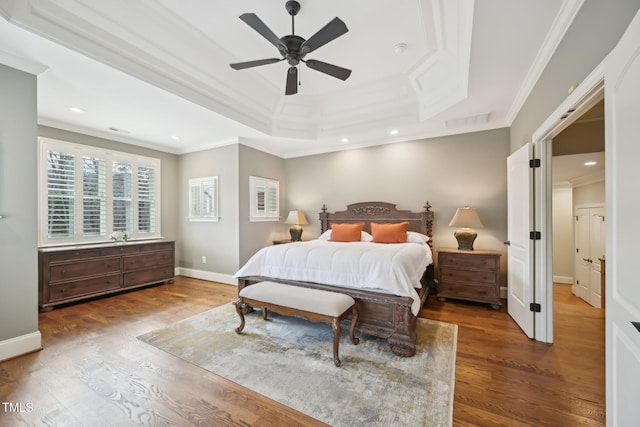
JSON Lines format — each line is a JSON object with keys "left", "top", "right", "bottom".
{"left": 39, "top": 138, "right": 161, "bottom": 245}
{"left": 189, "top": 176, "right": 219, "bottom": 222}
{"left": 249, "top": 176, "right": 279, "bottom": 221}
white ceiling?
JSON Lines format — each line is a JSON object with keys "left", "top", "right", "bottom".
{"left": 0, "top": 0, "right": 583, "bottom": 158}
{"left": 552, "top": 152, "right": 605, "bottom": 185}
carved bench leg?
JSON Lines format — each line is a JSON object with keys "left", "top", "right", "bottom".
{"left": 332, "top": 318, "right": 342, "bottom": 367}
{"left": 349, "top": 306, "right": 359, "bottom": 345}
{"left": 233, "top": 298, "right": 245, "bottom": 334}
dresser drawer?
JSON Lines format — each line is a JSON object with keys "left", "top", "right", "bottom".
{"left": 48, "top": 273, "right": 122, "bottom": 301}
{"left": 48, "top": 247, "right": 127, "bottom": 262}
{"left": 123, "top": 251, "right": 174, "bottom": 271}
{"left": 123, "top": 266, "right": 174, "bottom": 288}
{"left": 48, "top": 257, "right": 121, "bottom": 282}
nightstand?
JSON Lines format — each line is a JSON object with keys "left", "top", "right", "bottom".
{"left": 272, "top": 239, "right": 293, "bottom": 245}
{"left": 437, "top": 248, "right": 502, "bottom": 309}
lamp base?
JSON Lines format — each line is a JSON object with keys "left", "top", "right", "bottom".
{"left": 454, "top": 228, "right": 477, "bottom": 250}
{"left": 289, "top": 225, "right": 303, "bottom": 241}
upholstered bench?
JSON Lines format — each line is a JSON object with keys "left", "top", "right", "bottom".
{"left": 234, "top": 281, "right": 359, "bottom": 367}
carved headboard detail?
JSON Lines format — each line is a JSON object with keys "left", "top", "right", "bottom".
{"left": 319, "top": 201, "right": 434, "bottom": 247}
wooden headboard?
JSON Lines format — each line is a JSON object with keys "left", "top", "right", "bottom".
{"left": 319, "top": 201, "right": 434, "bottom": 247}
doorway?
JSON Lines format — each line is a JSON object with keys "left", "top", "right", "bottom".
{"left": 550, "top": 98, "right": 605, "bottom": 310}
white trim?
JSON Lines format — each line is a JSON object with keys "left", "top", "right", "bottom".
{"left": 553, "top": 275, "right": 573, "bottom": 284}
{"left": 506, "top": 0, "right": 586, "bottom": 124}
{"left": 531, "top": 56, "right": 605, "bottom": 344}
{"left": 0, "top": 331, "right": 42, "bottom": 362}
{"left": 533, "top": 59, "right": 606, "bottom": 141}
{"left": 176, "top": 268, "right": 237, "bottom": 286}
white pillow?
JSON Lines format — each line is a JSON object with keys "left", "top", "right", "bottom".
{"left": 318, "top": 229, "right": 373, "bottom": 242}
{"left": 407, "top": 231, "right": 430, "bottom": 244}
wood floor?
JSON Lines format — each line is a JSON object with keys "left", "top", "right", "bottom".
{"left": 0, "top": 278, "right": 604, "bottom": 426}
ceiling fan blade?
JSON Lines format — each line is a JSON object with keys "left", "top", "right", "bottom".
{"left": 230, "top": 58, "right": 283, "bottom": 70}
{"left": 239, "top": 13, "right": 286, "bottom": 51}
{"left": 285, "top": 66, "right": 298, "bottom": 95}
{"left": 300, "top": 17, "right": 348, "bottom": 54}
{"left": 305, "top": 59, "right": 352, "bottom": 81}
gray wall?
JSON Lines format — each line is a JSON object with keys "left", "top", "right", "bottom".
{"left": 238, "top": 143, "right": 286, "bottom": 266}
{"left": 285, "top": 128, "right": 511, "bottom": 284}
{"left": 178, "top": 144, "right": 240, "bottom": 275}
{"left": 0, "top": 65, "right": 38, "bottom": 343}
{"left": 510, "top": 0, "right": 640, "bottom": 152}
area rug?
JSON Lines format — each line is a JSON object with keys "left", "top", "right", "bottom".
{"left": 138, "top": 303, "right": 457, "bottom": 427}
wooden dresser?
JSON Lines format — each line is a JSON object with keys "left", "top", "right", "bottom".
{"left": 437, "top": 247, "right": 502, "bottom": 309}
{"left": 39, "top": 240, "right": 175, "bottom": 310}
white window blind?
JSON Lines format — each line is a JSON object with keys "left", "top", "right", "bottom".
{"left": 138, "top": 166, "right": 158, "bottom": 232}
{"left": 46, "top": 151, "right": 76, "bottom": 238}
{"left": 188, "top": 176, "right": 219, "bottom": 222}
{"left": 82, "top": 156, "right": 106, "bottom": 237}
{"left": 39, "top": 138, "right": 161, "bottom": 246}
{"left": 249, "top": 176, "right": 279, "bottom": 221}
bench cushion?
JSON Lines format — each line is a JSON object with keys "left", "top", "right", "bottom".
{"left": 239, "top": 281, "right": 355, "bottom": 317}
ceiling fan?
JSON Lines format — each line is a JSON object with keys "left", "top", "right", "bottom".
{"left": 230, "top": 0, "right": 352, "bottom": 95}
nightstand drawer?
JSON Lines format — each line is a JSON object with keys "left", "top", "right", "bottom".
{"left": 438, "top": 282, "right": 499, "bottom": 301}
{"left": 439, "top": 253, "right": 498, "bottom": 270}
{"left": 439, "top": 267, "right": 496, "bottom": 285}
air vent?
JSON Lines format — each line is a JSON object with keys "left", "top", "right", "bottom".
{"left": 108, "top": 127, "right": 130, "bottom": 134}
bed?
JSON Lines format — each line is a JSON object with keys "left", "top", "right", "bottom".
{"left": 234, "top": 201, "right": 435, "bottom": 357}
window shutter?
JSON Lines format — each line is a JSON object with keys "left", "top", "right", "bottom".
{"left": 46, "top": 150, "right": 76, "bottom": 238}
{"left": 137, "top": 165, "right": 157, "bottom": 233}
{"left": 82, "top": 156, "right": 107, "bottom": 236}
{"left": 112, "top": 161, "right": 133, "bottom": 233}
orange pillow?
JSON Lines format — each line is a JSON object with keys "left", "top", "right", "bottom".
{"left": 330, "top": 223, "right": 364, "bottom": 242}
{"left": 371, "top": 222, "right": 408, "bottom": 243}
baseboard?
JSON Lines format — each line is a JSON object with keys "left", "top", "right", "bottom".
{"left": 0, "top": 331, "right": 42, "bottom": 362}
{"left": 553, "top": 275, "right": 573, "bottom": 284}
{"left": 176, "top": 267, "right": 237, "bottom": 286}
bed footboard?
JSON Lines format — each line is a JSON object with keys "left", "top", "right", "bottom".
{"left": 237, "top": 269, "right": 431, "bottom": 357}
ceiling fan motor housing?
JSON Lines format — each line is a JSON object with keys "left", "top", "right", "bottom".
{"left": 280, "top": 35, "right": 306, "bottom": 65}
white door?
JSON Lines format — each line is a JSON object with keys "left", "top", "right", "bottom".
{"left": 589, "top": 207, "right": 605, "bottom": 307}
{"left": 605, "top": 7, "right": 640, "bottom": 425}
{"left": 507, "top": 143, "right": 534, "bottom": 338}
{"left": 574, "top": 206, "right": 605, "bottom": 307}
{"left": 574, "top": 207, "right": 591, "bottom": 301}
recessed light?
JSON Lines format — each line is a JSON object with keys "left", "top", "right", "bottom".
{"left": 171, "top": 135, "right": 180, "bottom": 141}
{"left": 390, "top": 129, "right": 399, "bottom": 136}
{"left": 67, "top": 106, "right": 85, "bottom": 113}
{"left": 341, "top": 137, "right": 349, "bottom": 143}
{"left": 584, "top": 161, "right": 597, "bottom": 166}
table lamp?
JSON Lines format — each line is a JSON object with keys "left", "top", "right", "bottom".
{"left": 284, "top": 210, "right": 309, "bottom": 241}
{"left": 448, "top": 206, "right": 483, "bottom": 250}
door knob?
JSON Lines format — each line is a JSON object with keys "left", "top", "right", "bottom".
{"left": 504, "top": 241, "right": 511, "bottom": 246}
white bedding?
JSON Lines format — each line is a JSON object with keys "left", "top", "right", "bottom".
{"left": 234, "top": 240, "right": 433, "bottom": 315}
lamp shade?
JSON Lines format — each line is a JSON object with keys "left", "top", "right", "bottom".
{"left": 449, "top": 206, "right": 483, "bottom": 250}
{"left": 284, "top": 210, "right": 309, "bottom": 225}
{"left": 448, "top": 206, "right": 483, "bottom": 229}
